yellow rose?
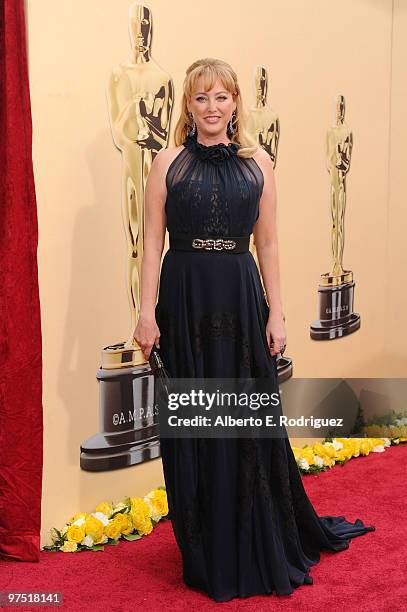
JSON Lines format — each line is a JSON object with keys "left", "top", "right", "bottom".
{"left": 146, "top": 490, "right": 169, "bottom": 517}
{"left": 85, "top": 516, "right": 104, "bottom": 541}
{"left": 130, "top": 497, "right": 150, "bottom": 516}
{"left": 371, "top": 438, "right": 385, "bottom": 446}
{"left": 96, "top": 502, "right": 112, "bottom": 517}
{"left": 348, "top": 439, "right": 361, "bottom": 457}
{"left": 69, "top": 512, "right": 87, "bottom": 523}
{"left": 359, "top": 440, "right": 371, "bottom": 456}
{"left": 340, "top": 443, "right": 353, "bottom": 460}
{"left": 60, "top": 540, "right": 77, "bottom": 552}
{"left": 301, "top": 447, "right": 315, "bottom": 465}
{"left": 292, "top": 447, "right": 303, "bottom": 462}
{"left": 321, "top": 443, "right": 336, "bottom": 458}
{"left": 93, "top": 534, "right": 108, "bottom": 545}
{"left": 392, "top": 426, "right": 407, "bottom": 437}
{"left": 122, "top": 514, "right": 134, "bottom": 535}
{"left": 66, "top": 524, "right": 85, "bottom": 543}
{"left": 335, "top": 449, "right": 349, "bottom": 462}
{"left": 104, "top": 521, "right": 122, "bottom": 540}
{"left": 130, "top": 498, "right": 153, "bottom": 535}
{"left": 131, "top": 510, "right": 153, "bottom": 535}
{"left": 139, "top": 517, "right": 153, "bottom": 535}
{"left": 112, "top": 512, "right": 133, "bottom": 535}
{"left": 312, "top": 443, "right": 327, "bottom": 457}
{"left": 365, "top": 425, "right": 389, "bottom": 438}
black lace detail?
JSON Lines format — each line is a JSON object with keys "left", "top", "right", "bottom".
{"left": 190, "top": 181, "right": 230, "bottom": 236}
{"left": 156, "top": 307, "right": 255, "bottom": 374}
{"left": 193, "top": 311, "right": 251, "bottom": 369}
{"left": 156, "top": 305, "right": 276, "bottom": 379}
{"left": 183, "top": 133, "right": 240, "bottom": 165}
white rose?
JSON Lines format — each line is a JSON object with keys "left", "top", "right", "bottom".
{"left": 81, "top": 535, "right": 94, "bottom": 547}
{"left": 91, "top": 512, "right": 109, "bottom": 526}
{"left": 298, "top": 458, "right": 310, "bottom": 471}
{"left": 72, "top": 517, "right": 85, "bottom": 527}
{"left": 332, "top": 440, "right": 343, "bottom": 451}
{"left": 314, "top": 455, "right": 324, "bottom": 467}
{"left": 383, "top": 438, "right": 391, "bottom": 447}
{"left": 373, "top": 445, "right": 385, "bottom": 453}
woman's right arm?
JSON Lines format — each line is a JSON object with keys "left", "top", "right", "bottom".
{"left": 132, "top": 148, "right": 168, "bottom": 359}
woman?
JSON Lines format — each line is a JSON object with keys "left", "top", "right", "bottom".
{"left": 133, "top": 58, "right": 375, "bottom": 603}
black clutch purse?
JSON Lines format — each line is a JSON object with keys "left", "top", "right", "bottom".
{"left": 149, "top": 345, "right": 170, "bottom": 402}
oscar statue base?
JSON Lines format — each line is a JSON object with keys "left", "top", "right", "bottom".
{"left": 80, "top": 352, "right": 161, "bottom": 472}
{"left": 80, "top": 428, "right": 161, "bottom": 472}
{"left": 310, "top": 274, "right": 360, "bottom": 340}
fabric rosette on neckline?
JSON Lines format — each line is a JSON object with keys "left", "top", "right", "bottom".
{"left": 184, "top": 133, "right": 240, "bottom": 165}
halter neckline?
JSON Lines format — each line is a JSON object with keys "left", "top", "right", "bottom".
{"left": 183, "top": 132, "right": 240, "bottom": 165}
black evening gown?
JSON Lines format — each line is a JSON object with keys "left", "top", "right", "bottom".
{"left": 155, "top": 133, "right": 375, "bottom": 603}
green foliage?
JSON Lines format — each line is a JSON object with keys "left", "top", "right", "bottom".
{"left": 123, "top": 533, "right": 142, "bottom": 541}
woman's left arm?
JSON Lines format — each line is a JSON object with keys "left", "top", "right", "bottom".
{"left": 252, "top": 148, "right": 286, "bottom": 356}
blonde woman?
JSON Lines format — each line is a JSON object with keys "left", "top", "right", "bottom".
{"left": 133, "top": 58, "right": 374, "bottom": 603}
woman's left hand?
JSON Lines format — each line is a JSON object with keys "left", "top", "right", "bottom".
{"left": 266, "top": 312, "right": 286, "bottom": 357}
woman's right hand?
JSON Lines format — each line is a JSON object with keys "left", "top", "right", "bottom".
{"left": 133, "top": 313, "right": 161, "bottom": 360}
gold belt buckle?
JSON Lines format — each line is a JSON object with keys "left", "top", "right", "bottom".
{"left": 191, "top": 238, "right": 237, "bottom": 251}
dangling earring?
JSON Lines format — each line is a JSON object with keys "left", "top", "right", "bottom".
{"left": 227, "top": 110, "right": 237, "bottom": 136}
{"left": 188, "top": 112, "right": 196, "bottom": 137}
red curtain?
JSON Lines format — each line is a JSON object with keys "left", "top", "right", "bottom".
{"left": 0, "top": 0, "right": 43, "bottom": 561}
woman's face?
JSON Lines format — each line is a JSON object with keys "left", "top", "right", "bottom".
{"left": 187, "top": 77, "right": 236, "bottom": 140}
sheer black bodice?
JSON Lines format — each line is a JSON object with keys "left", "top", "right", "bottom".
{"left": 165, "top": 134, "right": 263, "bottom": 237}
{"left": 154, "top": 133, "right": 375, "bottom": 603}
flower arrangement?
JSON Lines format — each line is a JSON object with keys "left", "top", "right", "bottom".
{"left": 43, "top": 486, "right": 169, "bottom": 553}
{"left": 292, "top": 435, "right": 405, "bottom": 474}
{"left": 362, "top": 415, "right": 407, "bottom": 441}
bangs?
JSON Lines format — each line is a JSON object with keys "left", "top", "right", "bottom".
{"left": 186, "top": 64, "right": 236, "bottom": 97}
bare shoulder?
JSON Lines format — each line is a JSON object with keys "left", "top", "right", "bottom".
{"left": 147, "top": 146, "right": 184, "bottom": 196}
{"left": 251, "top": 145, "right": 273, "bottom": 171}
{"left": 154, "top": 145, "right": 184, "bottom": 172}
{"left": 250, "top": 147, "right": 275, "bottom": 193}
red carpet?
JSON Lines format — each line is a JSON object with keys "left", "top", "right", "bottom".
{"left": 0, "top": 445, "right": 406, "bottom": 612}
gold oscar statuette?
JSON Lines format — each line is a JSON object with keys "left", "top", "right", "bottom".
{"left": 81, "top": 4, "right": 173, "bottom": 471}
{"left": 247, "top": 65, "right": 291, "bottom": 382}
{"left": 310, "top": 95, "right": 360, "bottom": 339}
{"left": 247, "top": 65, "right": 280, "bottom": 168}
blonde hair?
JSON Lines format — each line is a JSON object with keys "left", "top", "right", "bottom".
{"left": 173, "top": 58, "right": 258, "bottom": 158}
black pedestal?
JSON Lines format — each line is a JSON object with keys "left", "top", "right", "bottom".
{"left": 80, "top": 364, "right": 161, "bottom": 471}
{"left": 310, "top": 280, "right": 360, "bottom": 340}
